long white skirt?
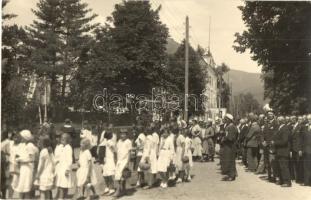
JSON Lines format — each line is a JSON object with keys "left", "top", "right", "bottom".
{"left": 76, "top": 167, "right": 98, "bottom": 187}
{"left": 102, "top": 157, "right": 116, "bottom": 177}
{"left": 149, "top": 150, "right": 158, "bottom": 174}
{"left": 175, "top": 146, "right": 183, "bottom": 171}
{"left": 157, "top": 150, "right": 171, "bottom": 173}
{"left": 34, "top": 172, "right": 54, "bottom": 191}
{"left": 192, "top": 137, "right": 202, "bottom": 157}
{"left": 14, "top": 164, "right": 33, "bottom": 193}
{"left": 55, "top": 164, "right": 74, "bottom": 188}
{"left": 115, "top": 160, "right": 128, "bottom": 181}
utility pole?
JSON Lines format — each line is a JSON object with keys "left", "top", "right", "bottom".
{"left": 218, "top": 75, "right": 222, "bottom": 112}
{"left": 44, "top": 74, "right": 47, "bottom": 122}
{"left": 184, "top": 16, "right": 189, "bottom": 122}
{"left": 208, "top": 16, "right": 211, "bottom": 53}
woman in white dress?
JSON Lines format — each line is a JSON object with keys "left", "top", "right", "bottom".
{"left": 34, "top": 136, "right": 55, "bottom": 199}
{"left": 102, "top": 131, "right": 116, "bottom": 195}
{"left": 157, "top": 127, "right": 175, "bottom": 188}
{"left": 114, "top": 129, "right": 132, "bottom": 197}
{"left": 14, "top": 130, "right": 38, "bottom": 199}
{"left": 190, "top": 119, "right": 202, "bottom": 161}
{"left": 55, "top": 133, "right": 74, "bottom": 199}
{"left": 76, "top": 138, "right": 98, "bottom": 199}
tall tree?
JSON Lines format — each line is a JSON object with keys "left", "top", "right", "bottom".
{"left": 58, "top": 0, "right": 98, "bottom": 102}
{"left": 107, "top": 0, "right": 169, "bottom": 95}
{"left": 233, "top": 1, "right": 311, "bottom": 114}
{"left": 70, "top": 26, "right": 126, "bottom": 111}
{"left": 27, "top": 0, "right": 63, "bottom": 118}
{"left": 2, "top": 0, "right": 29, "bottom": 128}
{"left": 27, "top": 0, "right": 97, "bottom": 119}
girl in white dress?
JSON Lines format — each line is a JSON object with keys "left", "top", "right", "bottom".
{"left": 135, "top": 129, "right": 146, "bottom": 187}
{"left": 102, "top": 131, "right": 116, "bottom": 195}
{"left": 14, "top": 130, "right": 38, "bottom": 199}
{"left": 157, "top": 127, "right": 175, "bottom": 188}
{"left": 114, "top": 129, "right": 132, "bottom": 197}
{"left": 140, "top": 126, "right": 158, "bottom": 189}
{"left": 168, "top": 126, "right": 177, "bottom": 181}
{"left": 55, "top": 133, "right": 74, "bottom": 199}
{"left": 76, "top": 138, "right": 98, "bottom": 199}
{"left": 183, "top": 129, "right": 193, "bottom": 181}
{"left": 175, "top": 128, "right": 186, "bottom": 183}
{"left": 9, "top": 133, "right": 20, "bottom": 198}
{"left": 34, "top": 136, "right": 55, "bottom": 199}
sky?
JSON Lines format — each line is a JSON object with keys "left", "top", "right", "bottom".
{"left": 3, "top": 0, "right": 260, "bottom": 73}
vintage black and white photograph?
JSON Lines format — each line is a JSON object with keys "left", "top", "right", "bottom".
{"left": 1, "top": 0, "right": 311, "bottom": 199}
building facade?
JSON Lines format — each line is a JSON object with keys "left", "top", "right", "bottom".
{"left": 199, "top": 51, "right": 219, "bottom": 120}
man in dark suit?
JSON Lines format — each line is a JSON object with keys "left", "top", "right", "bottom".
{"left": 238, "top": 118, "right": 249, "bottom": 167}
{"left": 302, "top": 114, "right": 311, "bottom": 186}
{"left": 289, "top": 115, "right": 304, "bottom": 183}
{"left": 262, "top": 111, "right": 278, "bottom": 181}
{"left": 245, "top": 113, "right": 261, "bottom": 172}
{"left": 222, "top": 113, "right": 239, "bottom": 181}
{"left": 271, "top": 116, "right": 291, "bottom": 187}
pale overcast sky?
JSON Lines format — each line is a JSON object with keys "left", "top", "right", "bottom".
{"left": 3, "top": 0, "right": 260, "bottom": 73}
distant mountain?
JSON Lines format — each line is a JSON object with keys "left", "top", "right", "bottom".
{"left": 225, "top": 69, "right": 266, "bottom": 105}
{"left": 166, "top": 38, "right": 179, "bottom": 54}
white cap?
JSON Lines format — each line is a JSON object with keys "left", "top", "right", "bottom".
{"left": 225, "top": 113, "right": 234, "bottom": 121}
{"left": 20, "top": 130, "right": 33, "bottom": 141}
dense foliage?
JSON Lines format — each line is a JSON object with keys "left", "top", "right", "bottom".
{"left": 234, "top": 1, "right": 311, "bottom": 114}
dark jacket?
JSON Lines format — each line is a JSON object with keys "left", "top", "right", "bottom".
{"left": 263, "top": 119, "right": 278, "bottom": 143}
{"left": 223, "top": 123, "right": 239, "bottom": 153}
{"left": 239, "top": 124, "right": 249, "bottom": 146}
{"left": 301, "top": 123, "right": 311, "bottom": 154}
{"left": 274, "top": 124, "right": 290, "bottom": 157}
{"left": 245, "top": 122, "right": 261, "bottom": 148}
{"left": 289, "top": 123, "right": 303, "bottom": 152}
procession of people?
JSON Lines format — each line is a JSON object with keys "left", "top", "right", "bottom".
{"left": 1, "top": 109, "right": 311, "bottom": 199}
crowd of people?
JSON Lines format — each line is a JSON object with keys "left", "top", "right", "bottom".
{"left": 1, "top": 110, "right": 310, "bottom": 199}
{"left": 0, "top": 116, "right": 216, "bottom": 199}
{"left": 236, "top": 111, "right": 311, "bottom": 187}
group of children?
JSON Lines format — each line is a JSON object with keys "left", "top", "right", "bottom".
{"left": 133, "top": 123, "right": 193, "bottom": 190}
{"left": 0, "top": 120, "right": 195, "bottom": 199}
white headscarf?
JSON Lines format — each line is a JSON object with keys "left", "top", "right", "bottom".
{"left": 20, "top": 130, "right": 33, "bottom": 141}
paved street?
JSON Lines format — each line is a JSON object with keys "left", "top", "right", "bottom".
{"left": 76, "top": 158, "right": 311, "bottom": 200}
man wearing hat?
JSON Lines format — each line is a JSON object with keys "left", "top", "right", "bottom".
{"left": 221, "top": 114, "right": 238, "bottom": 181}
{"left": 262, "top": 110, "right": 279, "bottom": 182}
